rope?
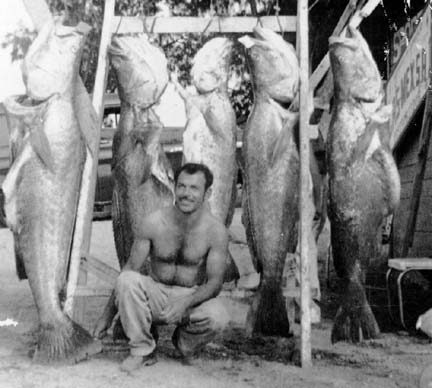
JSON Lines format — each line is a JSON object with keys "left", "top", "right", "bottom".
{"left": 256, "top": 16, "right": 263, "bottom": 27}
{"left": 150, "top": 16, "right": 157, "bottom": 34}
{"left": 202, "top": 17, "right": 213, "bottom": 35}
{"left": 141, "top": 16, "right": 150, "bottom": 36}
{"left": 114, "top": 15, "right": 122, "bottom": 35}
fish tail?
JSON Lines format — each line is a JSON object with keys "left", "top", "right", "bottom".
{"left": 252, "top": 283, "right": 291, "bottom": 337}
{"left": 331, "top": 280, "right": 380, "bottom": 343}
{"left": 33, "top": 317, "right": 101, "bottom": 364}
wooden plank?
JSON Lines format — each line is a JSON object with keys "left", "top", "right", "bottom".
{"left": 399, "top": 163, "right": 432, "bottom": 183}
{"left": 410, "top": 195, "right": 432, "bottom": 231}
{"left": 64, "top": 0, "right": 116, "bottom": 316}
{"left": 80, "top": 255, "right": 119, "bottom": 286}
{"left": 402, "top": 90, "right": 432, "bottom": 256}
{"left": 297, "top": 0, "right": 312, "bottom": 369}
{"left": 111, "top": 15, "right": 296, "bottom": 34}
{"left": 75, "top": 287, "right": 114, "bottom": 297}
{"left": 400, "top": 178, "right": 432, "bottom": 199}
{"left": 410, "top": 231, "right": 432, "bottom": 255}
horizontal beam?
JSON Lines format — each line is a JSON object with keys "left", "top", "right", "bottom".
{"left": 111, "top": 15, "right": 296, "bottom": 34}
{"left": 74, "top": 287, "right": 114, "bottom": 297}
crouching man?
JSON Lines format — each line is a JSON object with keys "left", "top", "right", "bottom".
{"left": 113, "top": 163, "right": 229, "bottom": 372}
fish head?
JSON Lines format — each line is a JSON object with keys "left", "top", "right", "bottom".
{"left": 22, "top": 15, "right": 91, "bottom": 100}
{"left": 239, "top": 27, "right": 299, "bottom": 103}
{"left": 109, "top": 34, "right": 169, "bottom": 108}
{"left": 329, "top": 26, "right": 382, "bottom": 104}
{"left": 191, "top": 37, "right": 233, "bottom": 94}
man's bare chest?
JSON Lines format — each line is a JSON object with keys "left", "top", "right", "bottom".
{"left": 151, "top": 228, "right": 209, "bottom": 265}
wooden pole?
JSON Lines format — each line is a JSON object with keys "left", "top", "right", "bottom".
{"left": 297, "top": 0, "right": 312, "bottom": 368}
{"left": 401, "top": 90, "right": 432, "bottom": 256}
{"left": 64, "top": 0, "right": 116, "bottom": 316}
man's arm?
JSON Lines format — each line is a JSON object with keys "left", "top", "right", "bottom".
{"left": 122, "top": 237, "right": 151, "bottom": 272}
{"left": 187, "top": 224, "right": 228, "bottom": 307}
{"left": 161, "top": 223, "right": 228, "bottom": 324}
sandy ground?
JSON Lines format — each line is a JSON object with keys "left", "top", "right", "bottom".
{"left": 0, "top": 210, "right": 431, "bottom": 388}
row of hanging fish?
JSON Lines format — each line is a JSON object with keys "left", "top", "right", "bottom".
{"left": 0, "top": 12, "right": 401, "bottom": 365}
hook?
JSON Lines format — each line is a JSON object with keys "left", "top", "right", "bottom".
{"left": 141, "top": 16, "right": 150, "bottom": 36}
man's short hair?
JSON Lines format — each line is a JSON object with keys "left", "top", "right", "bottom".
{"left": 174, "top": 163, "right": 214, "bottom": 190}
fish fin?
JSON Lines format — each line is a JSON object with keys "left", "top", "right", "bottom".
{"left": 242, "top": 186, "right": 261, "bottom": 273}
{"left": 253, "top": 284, "right": 292, "bottom": 337}
{"left": 331, "top": 280, "right": 380, "bottom": 343}
{"left": 0, "top": 188, "right": 5, "bottom": 228}
{"left": 14, "top": 238, "right": 27, "bottom": 280}
{"left": 112, "top": 188, "right": 132, "bottom": 268}
{"left": 223, "top": 251, "right": 240, "bottom": 283}
{"left": 78, "top": 128, "right": 94, "bottom": 159}
{"left": 269, "top": 128, "right": 291, "bottom": 167}
{"left": 150, "top": 150, "right": 174, "bottom": 195}
{"left": 33, "top": 316, "right": 102, "bottom": 363}
{"left": 365, "top": 130, "right": 381, "bottom": 161}
{"left": 202, "top": 102, "right": 234, "bottom": 144}
{"left": 29, "top": 127, "right": 55, "bottom": 173}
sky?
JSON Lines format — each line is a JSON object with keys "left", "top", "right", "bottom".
{"left": 0, "top": 0, "right": 186, "bottom": 126}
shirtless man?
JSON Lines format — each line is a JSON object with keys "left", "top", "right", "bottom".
{"left": 100, "top": 163, "right": 229, "bottom": 372}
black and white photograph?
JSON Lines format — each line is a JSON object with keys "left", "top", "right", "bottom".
{"left": 0, "top": 0, "right": 431, "bottom": 387}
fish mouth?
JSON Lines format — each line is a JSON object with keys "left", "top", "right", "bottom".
{"left": 110, "top": 34, "right": 169, "bottom": 106}
{"left": 3, "top": 95, "right": 52, "bottom": 116}
{"left": 271, "top": 97, "right": 292, "bottom": 110}
{"left": 328, "top": 36, "right": 357, "bottom": 50}
{"left": 18, "top": 94, "right": 52, "bottom": 106}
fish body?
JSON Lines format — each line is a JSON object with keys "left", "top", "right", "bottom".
{"left": 327, "top": 26, "right": 400, "bottom": 343}
{"left": 1, "top": 16, "right": 101, "bottom": 363}
{"left": 240, "top": 27, "right": 300, "bottom": 336}
{"left": 109, "top": 35, "right": 174, "bottom": 268}
{"left": 180, "top": 37, "right": 237, "bottom": 226}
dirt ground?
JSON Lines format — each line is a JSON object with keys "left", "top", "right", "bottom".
{"left": 0, "top": 209, "right": 431, "bottom": 388}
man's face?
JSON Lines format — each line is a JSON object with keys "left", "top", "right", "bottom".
{"left": 175, "top": 171, "right": 208, "bottom": 214}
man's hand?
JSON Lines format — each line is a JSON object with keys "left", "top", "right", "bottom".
{"left": 160, "top": 295, "right": 193, "bottom": 325}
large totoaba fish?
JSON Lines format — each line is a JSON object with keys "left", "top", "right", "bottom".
{"left": 239, "top": 27, "right": 300, "bottom": 336}
{"left": 327, "top": 26, "right": 400, "bottom": 343}
{"left": 109, "top": 34, "right": 174, "bottom": 269}
{"left": 1, "top": 16, "right": 102, "bottom": 363}
{"left": 175, "top": 37, "right": 238, "bottom": 227}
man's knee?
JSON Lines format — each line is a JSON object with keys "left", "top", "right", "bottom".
{"left": 115, "top": 271, "right": 145, "bottom": 296}
{"left": 200, "top": 299, "right": 230, "bottom": 332}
